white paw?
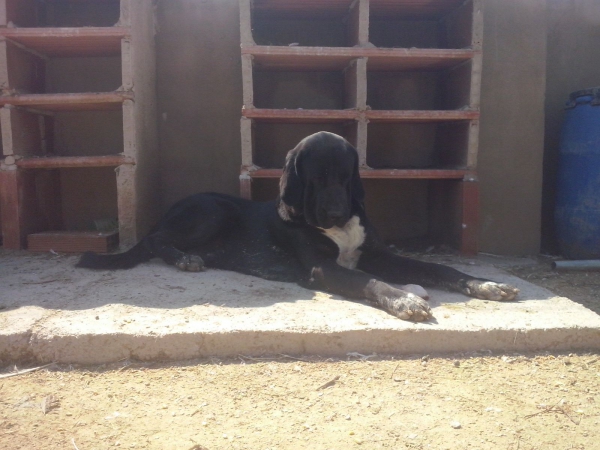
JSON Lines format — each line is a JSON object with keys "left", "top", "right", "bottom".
{"left": 399, "top": 284, "right": 429, "bottom": 300}
{"left": 466, "top": 280, "right": 519, "bottom": 301}
{"left": 365, "top": 280, "right": 432, "bottom": 322}
{"left": 386, "top": 293, "right": 432, "bottom": 322}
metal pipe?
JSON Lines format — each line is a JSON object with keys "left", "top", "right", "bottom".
{"left": 552, "top": 260, "right": 600, "bottom": 271}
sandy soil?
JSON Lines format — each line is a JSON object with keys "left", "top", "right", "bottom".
{"left": 2, "top": 352, "right": 599, "bottom": 449}
{"left": 1, "top": 259, "right": 599, "bottom": 450}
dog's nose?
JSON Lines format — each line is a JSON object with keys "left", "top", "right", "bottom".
{"left": 327, "top": 209, "right": 344, "bottom": 218}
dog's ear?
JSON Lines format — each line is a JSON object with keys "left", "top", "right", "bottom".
{"left": 279, "top": 145, "right": 304, "bottom": 215}
{"left": 349, "top": 144, "right": 365, "bottom": 204}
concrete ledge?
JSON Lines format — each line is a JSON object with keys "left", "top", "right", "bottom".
{"left": 1, "top": 251, "right": 599, "bottom": 364}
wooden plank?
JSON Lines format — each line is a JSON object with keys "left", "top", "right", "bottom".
{"left": 242, "top": 108, "right": 358, "bottom": 123}
{"left": 16, "top": 155, "right": 134, "bottom": 169}
{"left": 244, "top": 168, "right": 282, "bottom": 178}
{"left": 359, "top": 168, "right": 469, "bottom": 179}
{"left": 244, "top": 45, "right": 475, "bottom": 71}
{"left": 245, "top": 46, "right": 361, "bottom": 71}
{"left": 28, "top": 231, "right": 118, "bottom": 253}
{"left": 0, "top": 27, "right": 129, "bottom": 57}
{"left": 244, "top": 167, "right": 470, "bottom": 179}
{"left": 0, "top": 168, "right": 21, "bottom": 248}
{"left": 366, "top": 110, "right": 479, "bottom": 122}
{"left": 0, "top": 92, "right": 132, "bottom": 111}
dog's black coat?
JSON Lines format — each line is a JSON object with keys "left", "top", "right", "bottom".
{"left": 77, "top": 132, "right": 518, "bottom": 321}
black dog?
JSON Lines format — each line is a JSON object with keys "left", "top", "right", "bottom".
{"left": 77, "top": 132, "right": 518, "bottom": 321}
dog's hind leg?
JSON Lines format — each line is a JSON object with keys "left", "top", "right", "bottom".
{"left": 143, "top": 231, "right": 206, "bottom": 271}
{"left": 143, "top": 194, "right": 241, "bottom": 272}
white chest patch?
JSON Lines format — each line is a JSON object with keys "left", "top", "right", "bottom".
{"left": 320, "top": 215, "right": 366, "bottom": 269}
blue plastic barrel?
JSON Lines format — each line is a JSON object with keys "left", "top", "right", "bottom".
{"left": 555, "top": 87, "right": 600, "bottom": 259}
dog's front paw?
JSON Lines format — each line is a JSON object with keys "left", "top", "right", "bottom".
{"left": 365, "top": 280, "right": 432, "bottom": 322}
{"left": 175, "top": 254, "right": 205, "bottom": 272}
{"left": 385, "top": 293, "right": 432, "bottom": 322}
{"left": 465, "top": 280, "right": 519, "bottom": 301}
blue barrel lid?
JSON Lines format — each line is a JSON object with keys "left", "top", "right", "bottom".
{"left": 566, "top": 86, "right": 600, "bottom": 108}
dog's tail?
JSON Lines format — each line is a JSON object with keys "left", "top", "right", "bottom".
{"left": 76, "top": 240, "right": 153, "bottom": 270}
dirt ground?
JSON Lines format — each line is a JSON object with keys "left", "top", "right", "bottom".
{"left": 507, "top": 257, "right": 600, "bottom": 317}
{"left": 2, "top": 259, "right": 600, "bottom": 450}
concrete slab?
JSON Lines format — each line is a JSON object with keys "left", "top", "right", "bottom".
{"left": 1, "top": 250, "right": 599, "bottom": 364}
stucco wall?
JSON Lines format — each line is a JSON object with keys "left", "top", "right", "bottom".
{"left": 155, "top": 0, "right": 243, "bottom": 208}
{"left": 478, "top": 0, "right": 547, "bottom": 255}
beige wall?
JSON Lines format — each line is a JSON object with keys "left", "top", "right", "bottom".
{"left": 155, "top": 0, "right": 243, "bottom": 208}
{"left": 478, "top": 0, "right": 547, "bottom": 255}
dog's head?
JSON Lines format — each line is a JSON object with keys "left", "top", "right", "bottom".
{"left": 278, "top": 131, "right": 365, "bottom": 229}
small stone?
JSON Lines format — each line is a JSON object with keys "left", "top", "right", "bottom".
{"left": 451, "top": 421, "right": 462, "bottom": 429}
{"left": 453, "top": 360, "right": 460, "bottom": 367}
